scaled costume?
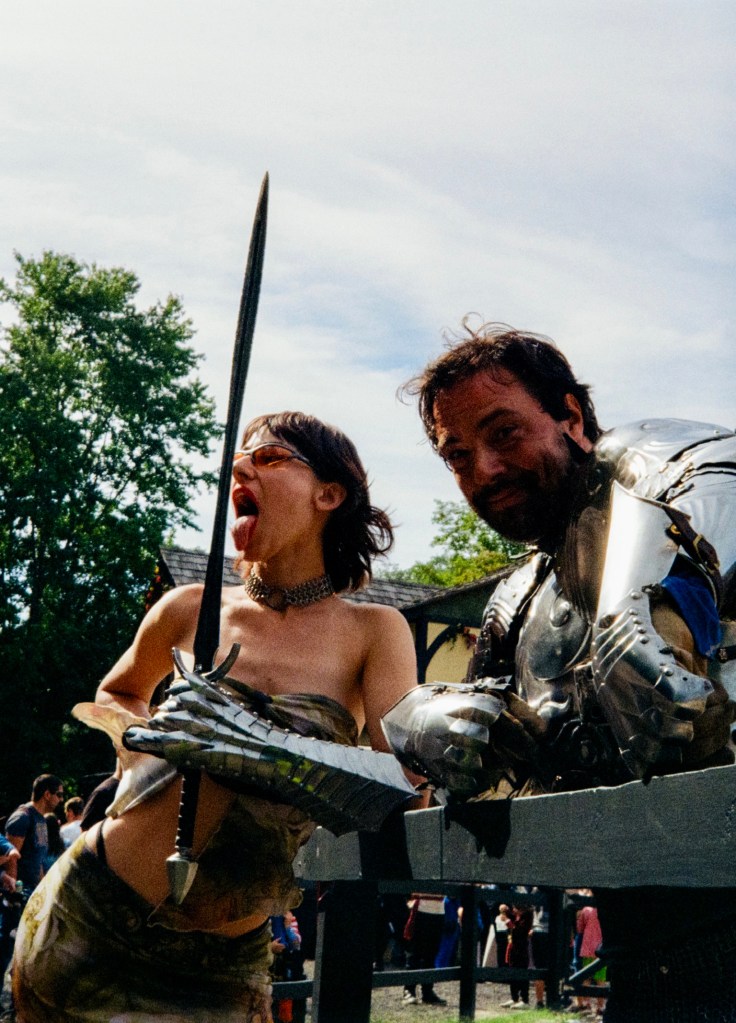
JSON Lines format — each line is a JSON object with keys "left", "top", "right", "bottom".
{"left": 13, "top": 689, "right": 358, "bottom": 1023}
{"left": 384, "top": 419, "right": 736, "bottom": 1022}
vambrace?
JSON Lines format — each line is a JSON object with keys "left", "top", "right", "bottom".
{"left": 381, "top": 680, "right": 549, "bottom": 798}
{"left": 592, "top": 483, "right": 714, "bottom": 778}
{"left": 123, "top": 656, "right": 416, "bottom": 835}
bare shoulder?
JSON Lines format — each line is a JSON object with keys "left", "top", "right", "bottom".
{"left": 338, "top": 598, "right": 415, "bottom": 672}
{"left": 145, "top": 583, "right": 204, "bottom": 634}
{"left": 338, "top": 597, "right": 411, "bottom": 637}
{"left": 220, "top": 583, "right": 247, "bottom": 608}
{"left": 341, "top": 597, "right": 417, "bottom": 750}
{"left": 125, "top": 583, "right": 205, "bottom": 661}
{"left": 98, "top": 584, "right": 205, "bottom": 711}
{"left": 155, "top": 582, "right": 204, "bottom": 611}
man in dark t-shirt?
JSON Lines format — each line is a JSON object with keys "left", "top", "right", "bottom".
{"left": 5, "top": 774, "right": 64, "bottom": 892}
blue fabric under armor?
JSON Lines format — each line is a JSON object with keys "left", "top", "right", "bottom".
{"left": 661, "top": 558, "right": 722, "bottom": 657}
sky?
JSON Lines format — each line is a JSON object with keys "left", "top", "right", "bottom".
{"left": 2, "top": 2, "right": 735, "bottom": 569}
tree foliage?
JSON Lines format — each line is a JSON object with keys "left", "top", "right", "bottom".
{"left": 0, "top": 251, "right": 219, "bottom": 810}
{"left": 387, "top": 500, "right": 526, "bottom": 586}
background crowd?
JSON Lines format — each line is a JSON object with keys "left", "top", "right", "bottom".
{"left": 2, "top": 773, "right": 605, "bottom": 1018}
{"left": 0, "top": 772, "right": 114, "bottom": 988}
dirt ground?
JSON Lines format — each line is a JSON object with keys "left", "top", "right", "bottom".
{"left": 300, "top": 960, "right": 551, "bottom": 1022}
{"left": 368, "top": 978, "right": 533, "bottom": 1022}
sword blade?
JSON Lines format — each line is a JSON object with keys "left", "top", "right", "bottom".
{"left": 170, "top": 174, "right": 269, "bottom": 903}
{"left": 193, "top": 172, "right": 269, "bottom": 671}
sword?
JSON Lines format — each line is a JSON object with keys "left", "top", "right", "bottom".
{"left": 167, "top": 173, "right": 269, "bottom": 904}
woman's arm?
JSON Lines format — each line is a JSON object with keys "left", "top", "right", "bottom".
{"left": 96, "top": 584, "right": 203, "bottom": 718}
{"left": 359, "top": 604, "right": 418, "bottom": 754}
{"left": 359, "top": 605, "right": 428, "bottom": 800}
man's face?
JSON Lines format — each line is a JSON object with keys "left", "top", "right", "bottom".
{"left": 42, "top": 785, "right": 64, "bottom": 814}
{"left": 433, "top": 369, "right": 592, "bottom": 544}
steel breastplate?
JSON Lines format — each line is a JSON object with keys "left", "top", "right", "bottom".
{"left": 515, "top": 571, "right": 590, "bottom": 724}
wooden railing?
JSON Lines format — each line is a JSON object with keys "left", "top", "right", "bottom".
{"left": 275, "top": 762, "right": 736, "bottom": 1022}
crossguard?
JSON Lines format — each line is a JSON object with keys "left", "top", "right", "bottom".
{"left": 173, "top": 644, "right": 240, "bottom": 687}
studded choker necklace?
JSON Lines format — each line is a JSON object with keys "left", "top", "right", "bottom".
{"left": 244, "top": 568, "right": 334, "bottom": 611}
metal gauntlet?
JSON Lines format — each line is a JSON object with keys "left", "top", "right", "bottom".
{"left": 381, "top": 680, "right": 548, "bottom": 797}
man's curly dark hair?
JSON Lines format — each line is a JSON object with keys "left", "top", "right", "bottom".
{"left": 402, "top": 320, "right": 601, "bottom": 447}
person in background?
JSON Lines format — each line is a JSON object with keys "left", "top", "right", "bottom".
{"left": 270, "top": 910, "right": 305, "bottom": 1023}
{"left": 483, "top": 902, "right": 513, "bottom": 1004}
{"left": 577, "top": 899, "right": 606, "bottom": 1018}
{"left": 4, "top": 775, "right": 63, "bottom": 893}
{"left": 434, "top": 896, "right": 461, "bottom": 969}
{"left": 42, "top": 814, "right": 65, "bottom": 875}
{"left": 79, "top": 762, "right": 123, "bottom": 832}
{"left": 59, "top": 798, "right": 84, "bottom": 849}
{"left": 505, "top": 903, "right": 532, "bottom": 1009}
{"left": 402, "top": 894, "right": 448, "bottom": 1006}
{"left": 2, "top": 776, "right": 62, "bottom": 1017}
{"left": 530, "top": 890, "right": 550, "bottom": 1010}
{"left": 0, "top": 839, "right": 20, "bottom": 895}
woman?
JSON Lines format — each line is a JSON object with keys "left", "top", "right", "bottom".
{"left": 576, "top": 898, "right": 606, "bottom": 1017}
{"left": 13, "top": 411, "right": 420, "bottom": 1022}
{"left": 41, "top": 814, "right": 65, "bottom": 875}
{"left": 505, "top": 903, "right": 533, "bottom": 1009}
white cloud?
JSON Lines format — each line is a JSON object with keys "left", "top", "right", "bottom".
{"left": 2, "top": 1, "right": 734, "bottom": 568}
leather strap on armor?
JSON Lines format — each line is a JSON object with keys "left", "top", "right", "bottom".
{"left": 663, "top": 505, "right": 723, "bottom": 605}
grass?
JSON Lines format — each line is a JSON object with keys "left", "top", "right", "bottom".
{"left": 372, "top": 1012, "right": 568, "bottom": 1023}
{"left": 475, "top": 1013, "right": 564, "bottom": 1023}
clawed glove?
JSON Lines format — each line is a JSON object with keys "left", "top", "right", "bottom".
{"left": 381, "top": 680, "right": 548, "bottom": 798}
{"left": 123, "top": 672, "right": 275, "bottom": 772}
{"left": 123, "top": 661, "right": 415, "bottom": 834}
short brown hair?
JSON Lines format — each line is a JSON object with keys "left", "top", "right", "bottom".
{"left": 403, "top": 321, "right": 601, "bottom": 447}
{"left": 32, "top": 774, "right": 62, "bottom": 801}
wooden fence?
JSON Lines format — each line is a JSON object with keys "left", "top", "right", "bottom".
{"left": 272, "top": 762, "right": 736, "bottom": 1022}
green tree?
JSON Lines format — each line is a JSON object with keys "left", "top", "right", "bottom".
{"left": 387, "top": 500, "right": 526, "bottom": 586}
{"left": 0, "top": 251, "right": 219, "bottom": 809}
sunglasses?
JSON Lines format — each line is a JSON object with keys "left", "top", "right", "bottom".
{"left": 233, "top": 443, "right": 314, "bottom": 472}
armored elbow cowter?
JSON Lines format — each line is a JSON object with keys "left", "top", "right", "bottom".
{"left": 590, "top": 448, "right": 736, "bottom": 778}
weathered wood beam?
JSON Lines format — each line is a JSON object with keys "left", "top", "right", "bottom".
{"left": 295, "top": 762, "right": 736, "bottom": 888}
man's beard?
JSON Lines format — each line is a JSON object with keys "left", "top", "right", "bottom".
{"left": 470, "top": 449, "right": 580, "bottom": 547}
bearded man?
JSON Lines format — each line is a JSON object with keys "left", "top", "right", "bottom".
{"left": 383, "top": 322, "right": 736, "bottom": 1022}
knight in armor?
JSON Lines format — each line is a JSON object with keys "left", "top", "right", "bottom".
{"left": 12, "top": 411, "right": 421, "bottom": 1023}
{"left": 382, "top": 323, "right": 736, "bottom": 1022}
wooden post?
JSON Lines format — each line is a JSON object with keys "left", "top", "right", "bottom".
{"left": 546, "top": 888, "right": 567, "bottom": 1010}
{"left": 414, "top": 617, "right": 429, "bottom": 683}
{"left": 459, "top": 884, "right": 479, "bottom": 1019}
{"left": 311, "top": 880, "right": 378, "bottom": 1023}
